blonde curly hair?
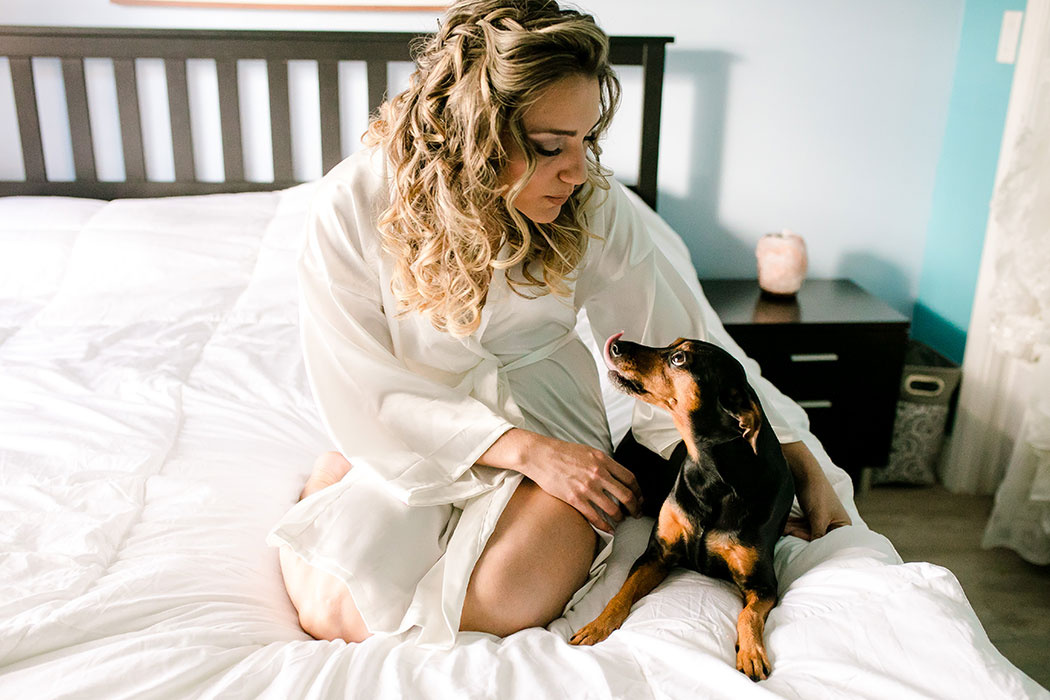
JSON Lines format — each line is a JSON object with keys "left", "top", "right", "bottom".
{"left": 365, "top": 0, "right": 621, "bottom": 337}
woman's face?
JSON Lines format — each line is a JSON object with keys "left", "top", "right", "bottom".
{"left": 501, "top": 73, "right": 602, "bottom": 224}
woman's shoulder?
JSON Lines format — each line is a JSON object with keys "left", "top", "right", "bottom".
{"left": 583, "top": 177, "right": 640, "bottom": 231}
{"left": 579, "top": 177, "right": 650, "bottom": 252}
{"left": 304, "top": 146, "right": 391, "bottom": 263}
{"left": 309, "top": 146, "right": 391, "bottom": 232}
{"left": 319, "top": 146, "right": 391, "bottom": 200}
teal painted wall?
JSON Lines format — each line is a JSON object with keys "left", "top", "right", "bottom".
{"left": 913, "top": 0, "right": 1024, "bottom": 363}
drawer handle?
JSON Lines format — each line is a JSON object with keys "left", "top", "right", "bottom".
{"left": 790, "top": 353, "right": 839, "bottom": 363}
{"left": 797, "top": 400, "right": 833, "bottom": 409}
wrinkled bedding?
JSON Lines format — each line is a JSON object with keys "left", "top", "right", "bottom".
{"left": 0, "top": 186, "right": 1045, "bottom": 699}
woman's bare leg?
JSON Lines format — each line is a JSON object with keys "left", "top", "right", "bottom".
{"left": 459, "top": 478, "right": 597, "bottom": 636}
{"left": 278, "top": 451, "right": 372, "bottom": 643}
{"left": 281, "top": 454, "right": 599, "bottom": 641}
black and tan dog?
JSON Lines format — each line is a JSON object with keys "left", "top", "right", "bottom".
{"left": 569, "top": 333, "right": 794, "bottom": 681}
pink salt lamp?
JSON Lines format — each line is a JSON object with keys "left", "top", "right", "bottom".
{"left": 756, "top": 230, "right": 808, "bottom": 296}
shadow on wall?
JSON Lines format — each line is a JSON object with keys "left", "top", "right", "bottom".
{"left": 655, "top": 49, "right": 918, "bottom": 324}
{"left": 836, "top": 251, "right": 913, "bottom": 316}
{"left": 656, "top": 50, "right": 754, "bottom": 279}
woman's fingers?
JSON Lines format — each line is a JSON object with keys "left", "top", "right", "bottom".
{"left": 597, "top": 476, "right": 640, "bottom": 518}
{"left": 572, "top": 480, "right": 622, "bottom": 533}
{"left": 602, "top": 460, "right": 643, "bottom": 516}
{"left": 783, "top": 516, "right": 813, "bottom": 541}
{"left": 580, "top": 457, "right": 640, "bottom": 521}
{"left": 592, "top": 489, "right": 625, "bottom": 520}
{"left": 506, "top": 433, "right": 644, "bottom": 531}
{"left": 585, "top": 500, "right": 617, "bottom": 534}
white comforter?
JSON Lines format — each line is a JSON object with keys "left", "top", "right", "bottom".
{"left": 0, "top": 187, "right": 1044, "bottom": 700}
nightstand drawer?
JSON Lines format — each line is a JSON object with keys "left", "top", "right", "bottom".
{"left": 729, "top": 322, "right": 907, "bottom": 468}
{"left": 729, "top": 325, "right": 852, "bottom": 400}
{"left": 797, "top": 401, "right": 847, "bottom": 463}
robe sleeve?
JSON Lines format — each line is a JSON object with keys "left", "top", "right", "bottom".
{"left": 576, "top": 181, "right": 805, "bottom": 459}
{"left": 298, "top": 175, "right": 516, "bottom": 506}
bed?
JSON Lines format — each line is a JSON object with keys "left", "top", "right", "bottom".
{"left": 0, "top": 25, "right": 1045, "bottom": 700}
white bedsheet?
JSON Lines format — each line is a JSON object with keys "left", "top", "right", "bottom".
{"left": 0, "top": 187, "right": 1045, "bottom": 699}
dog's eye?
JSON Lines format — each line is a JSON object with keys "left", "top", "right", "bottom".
{"left": 670, "top": 351, "right": 688, "bottom": 367}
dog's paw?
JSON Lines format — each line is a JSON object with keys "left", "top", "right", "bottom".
{"left": 568, "top": 615, "right": 622, "bottom": 646}
{"left": 736, "top": 642, "right": 771, "bottom": 681}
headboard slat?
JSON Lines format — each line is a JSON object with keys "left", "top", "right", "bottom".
{"left": 318, "top": 60, "right": 342, "bottom": 175}
{"left": 366, "top": 60, "right": 387, "bottom": 122}
{"left": 165, "top": 58, "right": 196, "bottom": 182}
{"left": 267, "top": 59, "right": 294, "bottom": 183}
{"left": 638, "top": 41, "right": 666, "bottom": 213}
{"left": 113, "top": 58, "right": 146, "bottom": 181}
{"left": 216, "top": 58, "right": 245, "bottom": 182}
{"left": 61, "top": 58, "right": 97, "bottom": 182}
{"left": 10, "top": 57, "right": 47, "bottom": 182}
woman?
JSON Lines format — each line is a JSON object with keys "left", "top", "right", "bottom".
{"left": 269, "top": 0, "right": 850, "bottom": 648}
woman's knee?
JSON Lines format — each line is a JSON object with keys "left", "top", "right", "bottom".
{"left": 460, "top": 481, "right": 597, "bottom": 636}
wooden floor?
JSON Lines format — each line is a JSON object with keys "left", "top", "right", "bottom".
{"left": 856, "top": 484, "right": 1050, "bottom": 691}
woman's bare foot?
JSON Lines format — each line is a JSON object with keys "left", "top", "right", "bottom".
{"left": 300, "top": 451, "right": 353, "bottom": 499}
{"left": 281, "top": 450, "right": 371, "bottom": 643}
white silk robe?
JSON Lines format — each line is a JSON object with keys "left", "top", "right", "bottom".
{"left": 268, "top": 147, "right": 804, "bottom": 649}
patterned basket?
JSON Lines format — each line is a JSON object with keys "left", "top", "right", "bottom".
{"left": 875, "top": 402, "right": 950, "bottom": 485}
{"left": 873, "top": 341, "right": 961, "bottom": 485}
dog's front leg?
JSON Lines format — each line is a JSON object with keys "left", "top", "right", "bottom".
{"left": 706, "top": 533, "right": 780, "bottom": 680}
{"left": 735, "top": 588, "right": 776, "bottom": 680}
{"left": 570, "top": 500, "right": 689, "bottom": 646}
{"left": 568, "top": 549, "right": 671, "bottom": 646}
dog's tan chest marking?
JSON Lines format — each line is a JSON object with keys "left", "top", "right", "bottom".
{"left": 705, "top": 531, "right": 759, "bottom": 582}
{"left": 656, "top": 500, "right": 694, "bottom": 551}
{"left": 668, "top": 380, "right": 703, "bottom": 460}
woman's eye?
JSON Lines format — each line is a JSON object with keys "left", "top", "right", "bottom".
{"left": 531, "top": 142, "right": 562, "bottom": 157}
{"left": 670, "top": 351, "right": 687, "bottom": 367}
{"left": 530, "top": 133, "right": 598, "bottom": 158}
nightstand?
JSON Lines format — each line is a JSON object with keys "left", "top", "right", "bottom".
{"left": 701, "top": 279, "right": 909, "bottom": 482}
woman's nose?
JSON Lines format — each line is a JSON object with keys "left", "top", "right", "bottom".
{"left": 560, "top": 146, "right": 588, "bottom": 185}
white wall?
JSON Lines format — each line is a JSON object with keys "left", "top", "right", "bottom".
{"left": 590, "top": 0, "right": 963, "bottom": 314}
{"left": 0, "top": 0, "right": 965, "bottom": 314}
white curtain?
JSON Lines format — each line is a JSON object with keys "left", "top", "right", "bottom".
{"left": 940, "top": 0, "right": 1050, "bottom": 564}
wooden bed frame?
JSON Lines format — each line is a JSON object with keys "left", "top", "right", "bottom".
{"left": 0, "top": 26, "right": 672, "bottom": 208}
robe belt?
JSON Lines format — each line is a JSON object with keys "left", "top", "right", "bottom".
{"left": 456, "top": 330, "right": 581, "bottom": 427}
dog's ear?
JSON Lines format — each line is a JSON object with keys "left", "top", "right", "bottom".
{"left": 717, "top": 384, "right": 762, "bottom": 454}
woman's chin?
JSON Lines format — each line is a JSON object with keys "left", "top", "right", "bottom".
{"left": 520, "top": 203, "right": 563, "bottom": 224}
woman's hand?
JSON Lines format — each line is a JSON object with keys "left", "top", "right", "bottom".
{"left": 781, "top": 441, "right": 852, "bottom": 540}
{"left": 478, "top": 428, "right": 643, "bottom": 534}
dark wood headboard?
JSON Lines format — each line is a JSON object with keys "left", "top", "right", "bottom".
{"left": 0, "top": 26, "right": 672, "bottom": 208}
